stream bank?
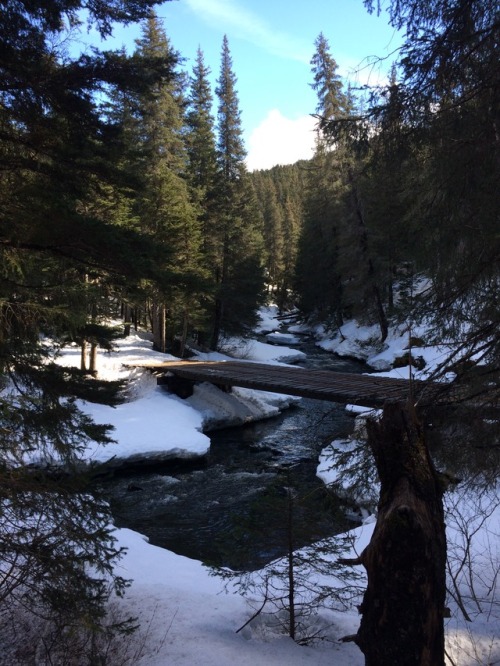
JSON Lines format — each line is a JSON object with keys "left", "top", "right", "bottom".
{"left": 94, "top": 345, "right": 367, "bottom": 570}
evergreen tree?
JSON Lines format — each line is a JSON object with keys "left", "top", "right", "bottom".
{"left": 250, "top": 164, "right": 306, "bottom": 310}
{"left": 330, "top": 3, "right": 500, "bottom": 662}
{"left": 359, "top": 64, "right": 410, "bottom": 312}
{"left": 259, "top": 178, "right": 285, "bottom": 293}
{"left": 216, "top": 36, "right": 247, "bottom": 181}
{"left": 131, "top": 13, "right": 206, "bottom": 354}
{"left": 294, "top": 146, "right": 345, "bottom": 323}
{"left": 294, "top": 34, "right": 349, "bottom": 324}
{"left": 310, "top": 32, "right": 348, "bottom": 121}
{"left": 0, "top": 0, "right": 167, "bottom": 654}
{"left": 185, "top": 47, "right": 220, "bottom": 345}
{"left": 186, "top": 48, "right": 219, "bottom": 197}
{"left": 362, "top": 0, "right": 499, "bottom": 374}
{"left": 209, "top": 35, "right": 265, "bottom": 349}
{"left": 302, "top": 34, "right": 389, "bottom": 339}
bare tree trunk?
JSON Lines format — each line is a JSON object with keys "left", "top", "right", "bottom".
{"left": 287, "top": 487, "right": 296, "bottom": 641}
{"left": 88, "top": 342, "right": 98, "bottom": 375}
{"left": 80, "top": 339, "right": 87, "bottom": 371}
{"left": 122, "top": 302, "right": 131, "bottom": 337}
{"left": 354, "top": 402, "right": 447, "bottom": 666}
{"left": 161, "top": 305, "right": 167, "bottom": 353}
{"left": 179, "top": 309, "right": 188, "bottom": 359}
{"left": 210, "top": 298, "right": 223, "bottom": 351}
{"left": 348, "top": 169, "right": 389, "bottom": 342}
{"left": 152, "top": 302, "right": 168, "bottom": 353}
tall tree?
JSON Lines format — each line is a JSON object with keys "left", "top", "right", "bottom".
{"left": 307, "top": 33, "right": 389, "bottom": 339}
{"left": 361, "top": 0, "right": 500, "bottom": 378}
{"left": 295, "top": 34, "right": 350, "bottom": 324}
{"left": 131, "top": 13, "right": 206, "bottom": 354}
{"left": 209, "top": 35, "right": 265, "bottom": 349}
{"left": 310, "top": 32, "right": 348, "bottom": 122}
{"left": 185, "top": 47, "right": 220, "bottom": 345}
{"left": 186, "top": 47, "right": 219, "bottom": 196}
{"left": 0, "top": 0, "right": 167, "bottom": 655}
{"left": 216, "top": 36, "right": 247, "bottom": 181}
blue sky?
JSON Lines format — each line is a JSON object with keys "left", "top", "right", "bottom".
{"left": 77, "top": 0, "right": 401, "bottom": 170}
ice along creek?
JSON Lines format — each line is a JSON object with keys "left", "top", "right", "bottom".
{"left": 95, "top": 346, "right": 367, "bottom": 571}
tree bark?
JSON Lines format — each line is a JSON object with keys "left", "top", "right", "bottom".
{"left": 122, "top": 302, "right": 131, "bottom": 337}
{"left": 348, "top": 169, "right": 389, "bottom": 342}
{"left": 151, "top": 302, "right": 167, "bottom": 353}
{"left": 89, "top": 342, "right": 98, "bottom": 375}
{"left": 210, "top": 297, "right": 223, "bottom": 351}
{"left": 80, "top": 339, "right": 87, "bottom": 371}
{"left": 355, "top": 402, "right": 447, "bottom": 666}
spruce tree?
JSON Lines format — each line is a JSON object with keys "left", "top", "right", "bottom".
{"left": 0, "top": 0, "right": 167, "bottom": 656}
{"left": 131, "top": 13, "right": 206, "bottom": 354}
{"left": 294, "top": 34, "right": 349, "bottom": 324}
{"left": 250, "top": 165, "right": 306, "bottom": 310}
{"left": 209, "top": 36, "right": 265, "bottom": 349}
{"left": 216, "top": 36, "right": 247, "bottom": 181}
{"left": 186, "top": 48, "right": 219, "bottom": 197}
{"left": 310, "top": 32, "right": 348, "bottom": 122}
{"left": 185, "top": 47, "right": 220, "bottom": 346}
{"left": 362, "top": 0, "right": 499, "bottom": 375}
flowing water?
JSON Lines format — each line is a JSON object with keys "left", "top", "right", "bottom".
{"left": 94, "top": 343, "right": 366, "bottom": 570}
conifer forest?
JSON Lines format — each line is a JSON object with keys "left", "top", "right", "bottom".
{"left": 0, "top": 0, "right": 498, "bottom": 663}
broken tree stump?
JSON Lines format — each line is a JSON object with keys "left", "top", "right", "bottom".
{"left": 355, "top": 401, "right": 447, "bottom": 666}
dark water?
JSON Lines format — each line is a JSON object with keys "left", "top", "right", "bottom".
{"left": 95, "top": 343, "right": 367, "bottom": 569}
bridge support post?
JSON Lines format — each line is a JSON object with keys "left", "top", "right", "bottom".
{"left": 157, "top": 373, "right": 195, "bottom": 399}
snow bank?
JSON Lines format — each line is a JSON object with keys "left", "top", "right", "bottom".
{"left": 54, "top": 320, "right": 302, "bottom": 468}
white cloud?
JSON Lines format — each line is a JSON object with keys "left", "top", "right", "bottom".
{"left": 246, "top": 109, "right": 317, "bottom": 171}
{"left": 184, "top": 0, "right": 310, "bottom": 63}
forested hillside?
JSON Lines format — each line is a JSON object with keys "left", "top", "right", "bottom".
{"left": 253, "top": 20, "right": 499, "bottom": 384}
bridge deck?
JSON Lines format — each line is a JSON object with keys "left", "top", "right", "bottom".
{"left": 132, "top": 360, "right": 437, "bottom": 408}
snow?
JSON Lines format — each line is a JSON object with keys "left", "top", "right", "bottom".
{"left": 114, "top": 527, "right": 365, "bottom": 666}
{"left": 54, "top": 326, "right": 301, "bottom": 468}
{"left": 216, "top": 335, "right": 306, "bottom": 363}
{"left": 318, "top": 319, "right": 458, "bottom": 381}
{"left": 317, "top": 321, "right": 383, "bottom": 361}
{"left": 265, "top": 330, "right": 301, "bottom": 345}
{"left": 48, "top": 309, "right": 499, "bottom": 664}
{"left": 254, "top": 303, "right": 280, "bottom": 332}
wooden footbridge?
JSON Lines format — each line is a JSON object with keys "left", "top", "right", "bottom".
{"left": 130, "top": 360, "right": 440, "bottom": 409}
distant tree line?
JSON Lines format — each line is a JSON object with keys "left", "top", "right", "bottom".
{"left": 255, "top": 15, "right": 498, "bottom": 376}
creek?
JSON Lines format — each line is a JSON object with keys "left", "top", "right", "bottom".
{"left": 94, "top": 343, "right": 367, "bottom": 570}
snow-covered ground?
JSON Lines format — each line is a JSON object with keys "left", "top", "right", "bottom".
{"left": 55, "top": 326, "right": 303, "bottom": 467}
{"left": 54, "top": 308, "right": 499, "bottom": 665}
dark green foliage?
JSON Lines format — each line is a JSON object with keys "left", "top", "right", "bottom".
{"left": 186, "top": 48, "right": 219, "bottom": 195}
{"left": 310, "top": 32, "right": 348, "bottom": 120}
{"left": 0, "top": 0, "right": 170, "bottom": 654}
{"left": 208, "top": 36, "right": 266, "bottom": 348}
{"left": 0, "top": 341, "right": 131, "bottom": 657}
{"left": 216, "top": 36, "right": 247, "bottom": 180}
{"left": 124, "top": 12, "right": 208, "bottom": 354}
{"left": 293, "top": 35, "right": 349, "bottom": 323}
{"left": 250, "top": 164, "right": 306, "bottom": 310}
